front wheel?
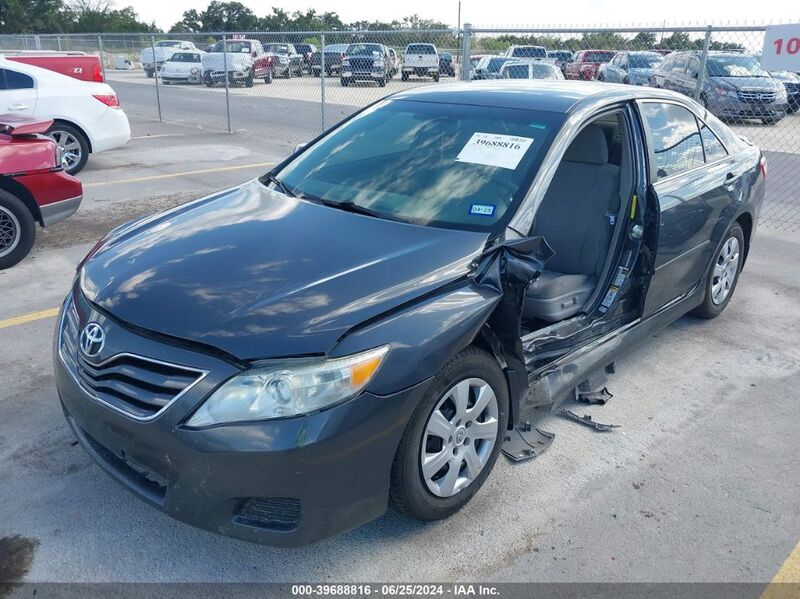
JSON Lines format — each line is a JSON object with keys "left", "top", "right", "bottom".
{"left": 0, "top": 190, "right": 36, "bottom": 270}
{"left": 390, "top": 347, "right": 509, "bottom": 521}
{"left": 244, "top": 71, "right": 254, "bottom": 87}
{"left": 46, "top": 122, "right": 89, "bottom": 175}
{"left": 691, "top": 223, "right": 745, "bottom": 319}
{"left": 264, "top": 69, "right": 273, "bottom": 84}
{"left": 432, "top": 72, "right": 440, "bottom": 82}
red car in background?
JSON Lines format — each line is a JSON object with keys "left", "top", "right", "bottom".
{"left": 5, "top": 51, "right": 104, "bottom": 83}
{"left": 565, "top": 49, "right": 616, "bottom": 80}
{"left": 0, "top": 115, "right": 83, "bottom": 269}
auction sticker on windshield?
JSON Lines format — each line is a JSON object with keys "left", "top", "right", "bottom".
{"left": 456, "top": 132, "right": 534, "bottom": 170}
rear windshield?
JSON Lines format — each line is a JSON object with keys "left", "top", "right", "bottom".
{"left": 512, "top": 47, "right": 546, "bottom": 58}
{"left": 324, "top": 44, "right": 350, "bottom": 53}
{"left": 264, "top": 44, "right": 289, "bottom": 54}
{"left": 530, "top": 64, "right": 560, "bottom": 78}
{"left": 504, "top": 64, "right": 530, "bottom": 79}
{"left": 170, "top": 53, "right": 200, "bottom": 62}
{"left": 155, "top": 41, "right": 182, "bottom": 48}
{"left": 275, "top": 99, "right": 565, "bottom": 233}
{"left": 347, "top": 43, "right": 383, "bottom": 56}
{"left": 583, "top": 51, "right": 614, "bottom": 62}
{"left": 485, "top": 57, "right": 511, "bottom": 73}
{"left": 407, "top": 44, "right": 436, "bottom": 54}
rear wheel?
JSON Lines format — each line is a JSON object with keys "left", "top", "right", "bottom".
{"left": 432, "top": 72, "right": 440, "bottom": 82}
{"left": 341, "top": 78, "right": 350, "bottom": 87}
{"left": 46, "top": 122, "right": 89, "bottom": 175}
{"left": 0, "top": 190, "right": 35, "bottom": 270}
{"left": 378, "top": 77, "right": 386, "bottom": 87}
{"left": 390, "top": 347, "right": 508, "bottom": 521}
{"left": 284, "top": 67, "right": 291, "bottom": 79}
{"left": 145, "top": 68, "right": 154, "bottom": 78}
{"left": 691, "top": 223, "right": 744, "bottom": 319}
{"left": 204, "top": 73, "right": 214, "bottom": 87}
{"left": 401, "top": 72, "right": 409, "bottom": 81}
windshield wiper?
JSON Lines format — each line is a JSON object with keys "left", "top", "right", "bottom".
{"left": 305, "top": 195, "right": 412, "bottom": 224}
{"left": 263, "top": 173, "right": 294, "bottom": 197}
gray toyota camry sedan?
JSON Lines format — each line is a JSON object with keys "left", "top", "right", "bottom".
{"left": 55, "top": 81, "right": 764, "bottom": 546}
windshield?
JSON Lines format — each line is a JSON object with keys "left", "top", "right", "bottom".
{"left": 155, "top": 41, "right": 182, "bottom": 48}
{"left": 213, "top": 41, "right": 252, "bottom": 53}
{"left": 347, "top": 43, "right": 382, "bottom": 56}
{"left": 170, "top": 52, "right": 200, "bottom": 62}
{"left": 325, "top": 44, "right": 349, "bottom": 53}
{"left": 707, "top": 55, "right": 768, "bottom": 77}
{"left": 548, "top": 51, "right": 572, "bottom": 60}
{"left": 512, "top": 47, "right": 546, "bottom": 58}
{"left": 264, "top": 44, "right": 289, "bottom": 54}
{"left": 583, "top": 51, "right": 614, "bottom": 63}
{"left": 629, "top": 53, "right": 663, "bottom": 68}
{"left": 274, "top": 99, "right": 564, "bottom": 233}
{"left": 486, "top": 57, "right": 511, "bottom": 73}
{"left": 407, "top": 44, "right": 436, "bottom": 54}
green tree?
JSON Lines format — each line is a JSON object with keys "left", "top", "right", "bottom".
{"left": 67, "top": 0, "right": 156, "bottom": 33}
{"left": 0, "top": 0, "right": 70, "bottom": 33}
{"left": 631, "top": 31, "right": 657, "bottom": 49}
{"left": 170, "top": 1, "right": 257, "bottom": 33}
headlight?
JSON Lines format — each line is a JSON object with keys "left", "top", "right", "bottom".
{"left": 776, "top": 87, "right": 788, "bottom": 101}
{"left": 186, "top": 345, "right": 390, "bottom": 427}
{"left": 374, "top": 60, "right": 384, "bottom": 67}
{"left": 342, "top": 59, "right": 350, "bottom": 66}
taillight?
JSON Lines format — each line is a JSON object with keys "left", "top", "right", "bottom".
{"left": 760, "top": 155, "right": 768, "bottom": 179}
{"left": 92, "top": 63, "right": 104, "bottom": 82}
{"left": 93, "top": 94, "right": 120, "bottom": 108}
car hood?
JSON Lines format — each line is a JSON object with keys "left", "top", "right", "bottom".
{"left": 162, "top": 62, "right": 198, "bottom": 74}
{"left": 80, "top": 180, "right": 489, "bottom": 360}
{"left": 710, "top": 75, "right": 781, "bottom": 91}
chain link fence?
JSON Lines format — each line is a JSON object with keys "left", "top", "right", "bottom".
{"left": 1, "top": 23, "right": 798, "bottom": 230}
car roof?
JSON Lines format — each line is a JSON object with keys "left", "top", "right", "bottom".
{"left": 390, "top": 80, "right": 696, "bottom": 113}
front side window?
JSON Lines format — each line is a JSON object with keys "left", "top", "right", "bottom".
{"left": 583, "top": 51, "right": 614, "bottom": 63}
{"left": 641, "top": 102, "right": 704, "bottom": 179}
{"left": 276, "top": 99, "right": 565, "bottom": 233}
{"left": 486, "top": 57, "right": 510, "bottom": 73}
{"left": 504, "top": 64, "right": 530, "bottom": 79}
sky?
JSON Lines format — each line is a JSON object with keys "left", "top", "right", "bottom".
{"left": 129, "top": 0, "right": 795, "bottom": 32}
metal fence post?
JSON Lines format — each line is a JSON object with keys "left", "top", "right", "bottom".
{"left": 320, "top": 32, "right": 326, "bottom": 133}
{"left": 97, "top": 35, "right": 106, "bottom": 80}
{"left": 57, "top": 36, "right": 62, "bottom": 51}
{"left": 223, "top": 34, "right": 232, "bottom": 133}
{"left": 694, "top": 25, "right": 712, "bottom": 101}
{"left": 151, "top": 35, "right": 162, "bottom": 121}
{"left": 460, "top": 23, "right": 472, "bottom": 81}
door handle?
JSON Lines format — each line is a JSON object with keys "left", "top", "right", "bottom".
{"left": 724, "top": 172, "right": 741, "bottom": 190}
{"left": 7, "top": 104, "right": 28, "bottom": 111}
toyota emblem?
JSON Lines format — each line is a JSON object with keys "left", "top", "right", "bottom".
{"left": 79, "top": 323, "right": 105, "bottom": 357}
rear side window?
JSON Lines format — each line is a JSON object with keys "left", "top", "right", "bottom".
{"left": 699, "top": 121, "right": 728, "bottom": 162}
{"left": 641, "top": 102, "right": 704, "bottom": 179}
{"left": 0, "top": 69, "right": 34, "bottom": 90}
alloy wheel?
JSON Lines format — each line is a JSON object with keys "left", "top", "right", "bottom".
{"left": 0, "top": 205, "right": 21, "bottom": 258}
{"left": 420, "top": 378, "right": 499, "bottom": 498}
{"left": 48, "top": 130, "right": 82, "bottom": 171}
{"left": 711, "top": 236, "right": 740, "bottom": 305}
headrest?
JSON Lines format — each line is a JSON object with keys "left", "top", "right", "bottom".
{"left": 563, "top": 124, "right": 609, "bottom": 165}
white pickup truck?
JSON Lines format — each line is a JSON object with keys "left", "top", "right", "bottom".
{"left": 402, "top": 43, "right": 440, "bottom": 81}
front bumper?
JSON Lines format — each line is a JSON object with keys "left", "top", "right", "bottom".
{"left": 205, "top": 70, "right": 250, "bottom": 83}
{"left": 54, "top": 293, "right": 426, "bottom": 546}
{"left": 160, "top": 73, "right": 202, "bottom": 84}
{"left": 341, "top": 70, "right": 386, "bottom": 81}
{"left": 711, "top": 95, "right": 788, "bottom": 120}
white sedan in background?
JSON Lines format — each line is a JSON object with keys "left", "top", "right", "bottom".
{"left": 0, "top": 56, "right": 130, "bottom": 174}
{"left": 159, "top": 50, "right": 205, "bottom": 85}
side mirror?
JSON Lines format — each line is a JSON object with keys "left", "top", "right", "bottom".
{"left": 294, "top": 142, "right": 308, "bottom": 154}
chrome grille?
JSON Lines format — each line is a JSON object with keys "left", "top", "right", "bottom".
{"left": 737, "top": 90, "right": 777, "bottom": 103}
{"left": 59, "top": 299, "right": 205, "bottom": 420}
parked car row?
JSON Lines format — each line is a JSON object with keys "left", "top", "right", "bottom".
{"left": 471, "top": 45, "right": 798, "bottom": 125}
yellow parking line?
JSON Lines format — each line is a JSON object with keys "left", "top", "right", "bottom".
{"left": 761, "top": 539, "right": 800, "bottom": 598}
{"left": 84, "top": 162, "right": 274, "bottom": 188}
{"left": 0, "top": 308, "right": 60, "bottom": 330}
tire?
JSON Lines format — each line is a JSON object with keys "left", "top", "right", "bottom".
{"left": 204, "top": 74, "right": 214, "bottom": 87}
{"left": 264, "top": 69, "right": 273, "bottom": 84}
{"left": 284, "top": 67, "right": 291, "bottom": 79}
{"left": 244, "top": 71, "right": 254, "bottom": 87}
{"left": 0, "top": 190, "right": 36, "bottom": 270}
{"left": 401, "top": 72, "right": 409, "bottom": 81}
{"left": 145, "top": 68, "right": 154, "bottom": 78}
{"left": 390, "top": 346, "right": 509, "bottom": 521}
{"left": 761, "top": 117, "right": 780, "bottom": 125}
{"left": 378, "top": 77, "right": 386, "bottom": 87}
{"left": 46, "top": 122, "right": 89, "bottom": 175}
{"left": 691, "top": 223, "right": 745, "bottom": 319}
{"left": 341, "top": 78, "right": 349, "bottom": 87}
{"left": 432, "top": 72, "right": 440, "bottom": 82}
